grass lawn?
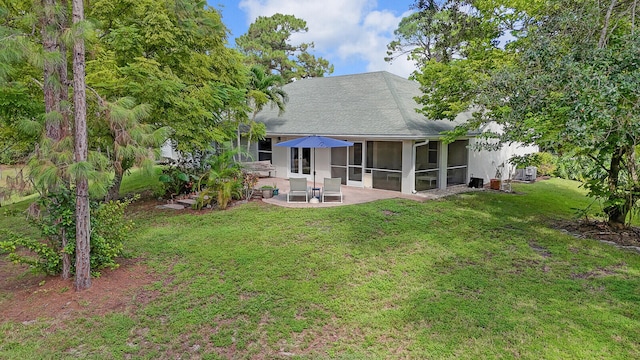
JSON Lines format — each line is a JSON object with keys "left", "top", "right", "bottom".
{"left": 1, "top": 178, "right": 639, "bottom": 359}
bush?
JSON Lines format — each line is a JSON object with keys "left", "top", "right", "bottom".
{"left": 510, "top": 152, "right": 557, "bottom": 176}
{"left": 0, "top": 189, "right": 135, "bottom": 275}
{"left": 533, "top": 152, "right": 557, "bottom": 176}
{"left": 555, "top": 155, "right": 589, "bottom": 181}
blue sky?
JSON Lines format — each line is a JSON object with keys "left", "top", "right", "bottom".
{"left": 208, "top": 0, "right": 417, "bottom": 78}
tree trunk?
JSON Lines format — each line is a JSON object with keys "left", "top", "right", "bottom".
{"left": 41, "top": 0, "right": 72, "bottom": 279}
{"left": 105, "top": 170, "right": 123, "bottom": 202}
{"left": 605, "top": 148, "right": 628, "bottom": 228}
{"left": 42, "top": 0, "right": 63, "bottom": 141}
{"left": 72, "top": 0, "right": 91, "bottom": 291}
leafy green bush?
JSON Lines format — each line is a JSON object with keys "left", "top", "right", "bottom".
{"left": 510, "top": 152, "right": 557, "bottom": 176}
{"left": 0, "top": 188, "right": 135, "bottom": 275}
{"left": 197, "top": 148, "right": 243, "bottom": 210}
{"left": 555, "top": 155, "right": 588, "bottom": 181}
{"left": 533, "top": 152, "right": 557, "bottom": 176}
{"left": 0, "top": 234, "right": 61, "bottom": 275}
{"left": 159, "top": 166, "right": 194, "bottom": 198}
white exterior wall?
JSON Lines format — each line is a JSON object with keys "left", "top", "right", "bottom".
{"left": 438, "top": 141, "right": 448, "bottom": 190}
{"left": 272, "top": 138, "right": 289, "bottom": 179}
{"left": 160, "top": 140, "right": 179, "bottom": 161}
{"left": 401, "top": 140, "right": 414, "bottom": 194}
{"left": 467, "top": 123, "right": 539, "bottom": 184}
{"left": 313, "top": 148, "right": 332, "bottom": 185}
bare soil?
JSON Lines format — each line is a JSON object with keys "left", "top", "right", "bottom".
{"left": 556, "top": 219, "right": 640, "bottom": 252}
{"left": 0, "top": 196, "right": 172, "bottom": 324}
{"left": 0, "top": 257, "right": 159, "bottom": 324}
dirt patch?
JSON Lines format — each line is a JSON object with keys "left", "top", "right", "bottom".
{"left": 556, "top": 220, "right": 640, "bottom": 252}
{"left": 0, "top": 257, "right": 159, "bottom": 324}
{"left": 529, "top": 241, "right": 552, "bottom": 258}
{"left": 571, "top": 265, "right": 624, "bottom": 279}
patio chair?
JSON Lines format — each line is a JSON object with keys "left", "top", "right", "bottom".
{"left": 322, "top": 178, "right": 343, "bottom": 203}
{"left": 287, "top": 178, "right": 309, "bottom": 203}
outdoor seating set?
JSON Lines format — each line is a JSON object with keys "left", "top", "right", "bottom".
{"left": 287, "top": 177, "right": 343, "bottom": 203}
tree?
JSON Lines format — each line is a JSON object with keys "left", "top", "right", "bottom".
{"left": 2, "top": 0, "right": 244, "bottom": 288}
{"left": 386, "top": 0, "right": 499, "bottom": 67}
{"left": 71, "top": 0, "right": 91, "bottom": 290}
{"left": 244, "top": 65, "right": 287, "bottom": 153}
{"left": 410, "top": 0, "right": 640, "bottom": 227}
{"left": 1, "top": 0, "right": 77, "bottom": 279}
{"left": 89, "top": 95, "right": 169, "bottom": 202}
{"left": 87, "top": 0, "right": 248, "bottom": 152}
{"left": 236, "top": 13, "right": 333, "bottom": 82}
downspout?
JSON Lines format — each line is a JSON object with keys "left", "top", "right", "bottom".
{"left": 412, "top": 140, "right": 429, "bottom": 193}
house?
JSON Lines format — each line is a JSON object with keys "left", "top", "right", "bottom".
{"left": 252, "top": 71, "right": 536, "bottom": 194}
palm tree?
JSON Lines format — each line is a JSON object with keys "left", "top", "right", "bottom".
{"left": 244, "top": 65, "right": 288, "bottom": 154}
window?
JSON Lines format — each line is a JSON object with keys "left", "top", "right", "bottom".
{"left": 258, "top": 138, "right": 272, "bottom": 162}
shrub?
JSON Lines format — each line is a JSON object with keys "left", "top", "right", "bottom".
{"left": 0, "top": 188, "right": 135, "bottom": 275}
{"left": 533, "top": 152, "right": 557, "bottom": 176}
{"left": 510, "top": 152, "right": 557, "bottom": 176}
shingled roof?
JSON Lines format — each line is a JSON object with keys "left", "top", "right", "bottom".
{"left": 255, "top": 71, "right": 473, "bottom": 140}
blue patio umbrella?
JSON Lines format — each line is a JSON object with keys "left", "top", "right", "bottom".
{"left": 275, "top": 135, "right": 353, "bottom": 189}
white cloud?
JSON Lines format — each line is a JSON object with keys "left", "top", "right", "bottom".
{"left": 238, "top": 0, "right": 417, "bottom": 78}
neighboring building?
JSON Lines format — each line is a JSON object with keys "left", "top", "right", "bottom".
{"left": 252, "top": 71, "right": 537, "bottom": 194}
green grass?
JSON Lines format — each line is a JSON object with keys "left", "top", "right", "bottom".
{"left": 1, "top": 178, "right": 639, "bottom": 359}
{"left": 118, "top": 167, "right": 164, "bottom": 197}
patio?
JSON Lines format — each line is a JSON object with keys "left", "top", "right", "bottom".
{"left": 256, "top": 177, "right": 483, "bottom": 208}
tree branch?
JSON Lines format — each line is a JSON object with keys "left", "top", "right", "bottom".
{"left": 588, "top": 153, "right": 611, "bottom": 173}
{"left": 86, "top": 86, "right": 107, "bottom": 108}
{"left": 633, "top": 0, "right": 638, "bottom": 35}
{"left": 599, "top": 0, "right": 618, "bottom": 48}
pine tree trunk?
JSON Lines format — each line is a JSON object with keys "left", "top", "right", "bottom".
{"left": 72, "top": 0, "right": 91, "bottom": 291}
{"left": 105, "top": 170, "right": 123, "bottom": 202}
{"left": 41, "top": 0, "right": 63, "bottom": 141}
{"left": 41, "top": 0, "right": 72, "bottom": 279}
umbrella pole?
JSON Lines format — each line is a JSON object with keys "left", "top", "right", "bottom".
{"left": 313, "top": 148, "right": 316, "bottom": 189}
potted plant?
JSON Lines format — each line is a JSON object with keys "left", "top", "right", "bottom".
{"left": 261, "top": 185, "right": 274, "bottom": 198}
{"left": 271, "top": 182, "right": 279, "bottom": 196}
{"left": 490, "top": 163, "right": 503, "bottom": 190}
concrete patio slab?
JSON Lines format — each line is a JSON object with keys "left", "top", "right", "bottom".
{"left": 256, "top": 177, "right": 483, "bottom": 208}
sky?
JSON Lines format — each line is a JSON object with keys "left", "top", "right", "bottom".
{"left": 208, "top": 0, "right": 418, "bottom": 78}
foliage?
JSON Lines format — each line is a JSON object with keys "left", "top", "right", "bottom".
{"left": 510, "top": 152, "right": 557, "bottom": 176}
{"left": 90, "top": 96, "right": 170, "bottom": 202}
{"left": 410, "top": 0, "right": 640, "bottom": 227}
{"left": 158, "top": 166, "right": 194, "bottom": 198}
{"left": 555, "top": 155, "right": 589, "bottom": 182}
{"left": 86, "top": 0, "right": 248, "bottom": 154}
{"left": 0, "top": 84, "right": 42, "bottom": 164}
{"left": 237, "top": 65, "right": 288, "bottom": 156}
{"left": 242, "top": 171, "right": 259, "bottom": 200}
{"left": 386, "top": 1, "right": 499, "bottom": 67}
{"left": 0, "top": 188, "right": 134, "bottom": 275}
{"left": 236, "top": 13, "right": 334, "bottom": 82}
{"left": 196, "top": 147, "right": 243, "bottom": 210}
{"left": 0, "top": 232, "right": 61, "bottom": 276}
{"left": 89, "top": 197, "right": 136, "bottom": 273}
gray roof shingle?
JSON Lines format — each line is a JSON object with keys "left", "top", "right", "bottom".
{"left": 256, "top": 71, "right": 472, "bottom": 139}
